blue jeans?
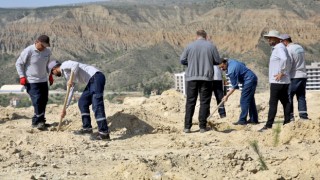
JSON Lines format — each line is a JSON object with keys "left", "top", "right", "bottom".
{"left": 289, "top": 78, "right": 308, "bottom": 119}
{"left": 238, "top": 79, "right": 258, "bottom": 123}
{"left": 26, "top": 82, "right": 48, "bottom": 125}
{"left": 78, "top": 72, "right": 109, "bottom": 133}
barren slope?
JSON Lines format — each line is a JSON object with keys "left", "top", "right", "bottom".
{"left": 0, "top": 90, "right": 319, "bottom": 179}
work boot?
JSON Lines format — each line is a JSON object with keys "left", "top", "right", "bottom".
{"left": 90, "top": 132, "right": 111, "bottom": 141}
{"left": 247, "top": 120, "right": 259, "bottom": 125}
{"left": 44, "top": 123, "right": 52, "bottom": 127}
{"left": 37, "top": 122, "right": 46, "bottom": 131}
{"left": 73, "top": 128, "right": 93, "bottom": 135}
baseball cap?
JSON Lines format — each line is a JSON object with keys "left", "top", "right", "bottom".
{"left": 48, "top": 60, "right": 61, "bottom": 74}
{"left": 37, "top": 35, "right": 50, "bottom": 47}
{"left": 280, "top": 34, "right": 291, "bottom": 40}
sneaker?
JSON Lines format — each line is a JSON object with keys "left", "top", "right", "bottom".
{"left": 183, "top": 129, "right": 191, "bottom": 133}
{"left": 300, "top": 117, "right": 310, "bottom": 120}
{"left": 90, "top": 132, "right": 111, "bottom": 141}
{"left": 232, "top": 121, "right": 247, "bottom": 126}
{"left": 73, "top": 128, "right": 93, "bottom": 135}
{"left": 199, "top": 127, "right": 210, "bottom": 133}
{"left": 258, "top": 126, "right": 271, "bottom": 132}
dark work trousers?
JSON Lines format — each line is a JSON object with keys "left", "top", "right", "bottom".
{"left": 212, "top": 80, "right": 226, "bottom": 117}
{"left": 238, "top": 80, "right": 258, "bottom": 124}
{"left": 26, "top": 82, "right": 48, "bottom": 125}
{"left": 185, "top": 80, "right": 213, "bottom": 129}
{"left": 266, "top": 83, "right": 291, "bottom": 128}
{"left": 78, "top": 72, "right": 109, "bottom": 133}
{"left": 289, "top": 78, "right": 308, "bottom": 119}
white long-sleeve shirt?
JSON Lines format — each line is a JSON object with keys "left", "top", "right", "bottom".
{"left": 213, "top": 65, "right": 223, "bottom": 80}
{"left": 61, "top": 60, "right": 99, "bottom": 85}
{"left": 15, "top": 44, "right": 51, "bottom": 83}
{"left": 286, "top": 43, "right": 307, "bottom": 78}
{"left": 268, "top": 43, "right": 291, "bottom": 84}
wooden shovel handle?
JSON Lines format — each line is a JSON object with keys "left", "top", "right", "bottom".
{"left": 207, "top": 100, "right": 225, "bottom": 120}
{"left": 57, "top": 71, "right": 75, "bottom": 131}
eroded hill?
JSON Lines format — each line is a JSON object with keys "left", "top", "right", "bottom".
{"left": 0, "top": 0, "right": 319, "bottom": 90}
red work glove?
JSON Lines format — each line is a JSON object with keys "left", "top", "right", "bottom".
{"left": 20, "top": 77, "right": 27, "bottom": 85}
{"left": 49, "top": 74, "right": 54, "bottom": 86}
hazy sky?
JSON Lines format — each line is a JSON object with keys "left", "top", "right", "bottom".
{"left": 0, "top": 0, "right": 109, "bottom": 8}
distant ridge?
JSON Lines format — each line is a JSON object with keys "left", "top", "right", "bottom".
{"left": 0, "top": 0, "right": 319, "bottom": 91}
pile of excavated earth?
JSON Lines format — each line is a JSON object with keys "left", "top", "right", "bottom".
{"left": 0, "top": 89, "right": 319, "bottom": 179}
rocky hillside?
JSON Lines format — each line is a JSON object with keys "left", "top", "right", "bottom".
{"left": 0, "top": 0, "right": 319, "bottom": 90}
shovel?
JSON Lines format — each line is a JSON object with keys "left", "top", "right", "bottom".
{"left": 207, "top": 100, "right": 225, "bottom": 120}
{"left": 57, "top": 71, "right": 75, "bottom": 131}
{"left": 207, "top": 100, "right": 225, "bottom": 128}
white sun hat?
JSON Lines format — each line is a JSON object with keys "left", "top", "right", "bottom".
{"left": 263, "top": 30, "right": 283, "bottom": 39}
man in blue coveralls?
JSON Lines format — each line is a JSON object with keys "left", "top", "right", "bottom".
{"left": 219, "top": 58, "right": 259, "bottom": 125}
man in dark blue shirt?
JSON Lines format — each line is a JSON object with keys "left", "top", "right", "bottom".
{"left": 219, "top": 58, "right": 259, "bottom": 125}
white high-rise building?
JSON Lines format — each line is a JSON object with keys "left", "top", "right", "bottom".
{"left": 174, "top": 72, "right": 186, "bottom": 95}
{"left": 306, "top": 62, "right": 320, "bottom": 91}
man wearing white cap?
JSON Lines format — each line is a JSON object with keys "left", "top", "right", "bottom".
{"left": 281, "top": 34, "right": 309, "bottom": 121}
{"left": 48, "top": 60, "right": 110, "bottom": 141}
{"left": 259, "top": 30, "right": 292, "bottom": 132}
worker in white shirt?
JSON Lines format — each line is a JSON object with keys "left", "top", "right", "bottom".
{"left": 48, "top": 60, "right": 110, "bottom": 141}
{"left": 259, "top": 30, "right": 292, "bottom": 132}
{"left": 281, "top": 34, "right": 309, "bottom": 121}
{"left": 212, "top": 65, "right": 226, "bottom": 118}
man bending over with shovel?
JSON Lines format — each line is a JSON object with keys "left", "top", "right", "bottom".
{"left": 219, "top": 58, "right": 259, "bottom": 125}
{"left": 48, "top": 60, "right": 110, "bottom": 141}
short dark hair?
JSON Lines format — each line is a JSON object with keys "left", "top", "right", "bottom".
{"left": 221, "top": 59, "right": 228, "bottom": 64}
{"left": 37, "top": 35, "right": 50, "bottom": 47}
{"left": 286, "top": 38, "right": 292, "bottom": 43}
{"left": 219, "top": 58, "right": 228, "bottom": 64}
{"left": 196, "top": 30, "right": 207, "bottom": 38}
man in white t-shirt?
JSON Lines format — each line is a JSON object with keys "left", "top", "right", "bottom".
{"left": 48, "top": 60, "right": 110, "bottom": 141}
{"left": 212, "top": 65, "right": 226, "bottom": 118}
{"left": 281, "top": 34, "right": 309, "bottom": 120}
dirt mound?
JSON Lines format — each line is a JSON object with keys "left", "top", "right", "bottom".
{"left": 281, "top": 120, "right": 320, "bottom": 145}
{"left": 0, "top": 90, "right": 319, "bottom": 179}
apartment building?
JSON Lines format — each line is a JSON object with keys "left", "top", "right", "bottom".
{"left": 174, "top": 72, "right": 186, "bottom": 95}
{"left": 306, "top": 62, "right": 320, "bottom": 91}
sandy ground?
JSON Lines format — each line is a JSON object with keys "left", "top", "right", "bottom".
{"left": 0, "top": 89, "right": 319, "bottom": 180}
